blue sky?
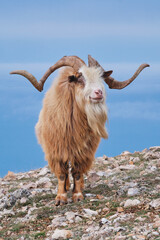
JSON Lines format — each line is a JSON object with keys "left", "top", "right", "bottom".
{"left": 0, "top": 0, "right": 160, "bottom": 177}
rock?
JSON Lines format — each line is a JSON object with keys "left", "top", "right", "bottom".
{"left": 124, "top": 199, "right": 141, "bottom": 208}
{"left": 121, "top": 151, "right": 131, "bottom": 156}
{"left": 125, "top": 182, "right": 138, "bottom": 188}
{"left": 152, "top": 231, "right": 159, "bottom": 236}
{"left": 114, "top": 226, "right": 126, "bottom": 232}
{"left": 117, "top": 207, "right": 124, "bottom": 213}
{"left": 149, "top": 146, "right": 160, "bottom": 152}
{"left": 132, "top": 157, "right": 140, "bottom": 163}
{"left": 86, "top": 225, "right": 100, "bottom": 232}
{"left": 65, "top": 211, "right": 76, "bottom": 223}
{"left": 85, "top": 193, "right": 96, "bottom": 198}
{"left": 116, "top": 186, "right": 128, "bottom": 196}
{"left": 143, "top": 152, "right": 159, "bottom": 160}
{"left": 20, "top": 197, "right": 27, "bottom": 204}
{"left": 83, "top": 208, "right": 98, "bottom": 217}
{"left": 23, "top": 182, "right": 37, "bottom": 189}
{"left": 50, "top": 216, "right": 67, "bottom": 228}
{"left": 100, "top": 218, "right": 108, "bottom": 225}
{"left": 103, "top": 155, "right": 108, "bottom": 160}
{"left": 14, "top": 189, "right": 31, "bottom": 199}
{"left": 51, "top": 229, "right": 73, "bottom": 239}
{"left": 150, "top": 166, "right": 157, "bottom": 171}
{"left": 119, "top": 165, "right": 136, "bottom": 170}
{"left": 36, "top": 177, "right": 52, "bottom": 188}
{"left": 4, "top": 171, "right": 16, "bottom": 180}
{"left": 88, "top": 173, "right": 100, "bottom": 182}
{"left": 149, "top": 198, "right": 160, "bottom": 209}
{"left": 97, "top": 171, "right": 106, "bottom": 177}
{"left": 38, "top": 167, "right": 50, "bottom": 176}
{"left": 127, "top": 188, "right": 140, "bottom": 196}
{"left": 0, "top": 188, "right": 31, "bottom": 210}
{"left": 75, "top": 216, "right": 82, "bottom": 222}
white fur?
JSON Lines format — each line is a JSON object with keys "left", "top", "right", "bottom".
{"left": 73, "top": 192, "right": 83, "bottom": 197}
{"left": 59, "top": 193, "right": 67, "bottom": 197}
{"left": 79, "top": 66, "right": 106, "bottom": 101}
{"left": 76, "top": 66, "right": 108, "bottom": 139}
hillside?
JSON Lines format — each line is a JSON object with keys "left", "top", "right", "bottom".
{"left": 0, "top": 146, "right": 160, "bottom": 240}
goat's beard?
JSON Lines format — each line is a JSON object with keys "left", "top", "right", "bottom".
{"left": 85, "top": 102, "right": 108, "bottom": 139}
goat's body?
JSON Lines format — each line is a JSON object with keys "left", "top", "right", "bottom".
{"left": 35, "top": 68, "right": 100, "bottom": 176}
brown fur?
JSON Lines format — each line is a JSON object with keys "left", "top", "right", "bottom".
{"left": 35, "top": 67, "right": 106, "bottom": 203}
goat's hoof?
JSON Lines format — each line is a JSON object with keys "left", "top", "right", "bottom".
{"left": 55, "top": 194, "right": 67, "bottom": 206}
{"left": 72, "top": 192, "right": 84, "bottom": 202}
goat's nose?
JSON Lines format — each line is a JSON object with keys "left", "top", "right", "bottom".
{"left": 94, "top": 89, "right": 103, "bottom": 96}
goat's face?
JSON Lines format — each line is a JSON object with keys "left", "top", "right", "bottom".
{"left": 70, "top": 66, "right": 106, "bottom": 107}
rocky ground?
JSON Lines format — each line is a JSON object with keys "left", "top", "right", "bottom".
{"left": 0, "top": 146, "right": 160, "bottom": 240}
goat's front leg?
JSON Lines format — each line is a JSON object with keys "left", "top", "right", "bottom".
{"left": 55, "top": 161, "right": 69, "bottom": 206}
{"left": 55, "top": 174, "right": 68, "bottom": 206}
{"left": 72, "top": 170, "right": 84, "bottom": 202}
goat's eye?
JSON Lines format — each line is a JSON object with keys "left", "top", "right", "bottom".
{"left": 68, "top": 75, "right": 77, "bottom": 83}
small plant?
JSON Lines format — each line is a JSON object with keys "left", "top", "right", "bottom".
{"left": 11, "top": 223, "right": 25, "bottom": 233}
{"left": 34, "top": 231, "right": 46, "bottom": 239}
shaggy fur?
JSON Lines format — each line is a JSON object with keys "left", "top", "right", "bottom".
{"left": 35, "top": 66, "right": 108, "bottom": 203}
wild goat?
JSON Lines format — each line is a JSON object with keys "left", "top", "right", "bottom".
{"left": 10, "top": 55, "right": 149, "bottom": 205}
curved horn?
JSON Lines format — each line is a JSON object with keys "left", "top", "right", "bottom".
{"left": 10, "top": 56, "right": 86, "bottom": 92}
{"left": 88, "top": 55, "right": 150, "bottom": 89}
{"left": 104, "top": 63, "right": 150, "bottom": 89}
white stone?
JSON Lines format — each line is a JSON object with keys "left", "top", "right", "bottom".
{"left": 51, "top": 229, "right": 73, "bottom": 239}
{"left": 114, "top": 226, "right": 126, "bottom": 232}
{"left": 23, "top": 182, "right": 37, "bottom": 189}
{"left": 124, "top": 199, "right": 141, "bottom": 208}
{"left": 20, "top": 197, "right": 27, "bottom": 204}
{"left": 149, "top": 198, "right": 160, "bottom": 209}
{"left": 100, "top": 218, "right": 108, "bottom": 224}
{"left": 132, "top": 157, "right": 140, "bottom": 163}
{"left": 149, "top": 146, "right": 160, "bottom": 151}
{"left": 86, "top": 225, "right": 99, "bottom": 232}
{"left": 85, "top": 193, "right": 96, "bottom": 198}
{"left": 125, "top": 182, "right": 138, "bottom": 188}
{"left": 38, "top": 167, "right": 49, "bottom": 176}
{"left": 119, "top": 165, "right": 136, "bottom": 170}
{"left": 36, "top": 177, "right": 51, "bottom": 187}
{"left": 97, "top": 171, "right": 106, "bottom": 177}
{"left": 65, "top": 211, "right": 76, "bottom": 223}
{"left": 127, "top": 188, "right": 139, "bottom": 197}
{"left": 51, "top": 216, "right": 67, "bottom": 227}
{"left": 75, "top": 216, "right": 82, "bottom": 222}
{"left": 150, "top": 166, "right": 157, "bottom": 171}
{"left": 152, "top": 231, "right": 159, "bottom": 236}
{"left": 83, "top": 208, "right": 98, "bottom": 217}
{"left": 121, "top": 151, "right": 131, "bottom": 156}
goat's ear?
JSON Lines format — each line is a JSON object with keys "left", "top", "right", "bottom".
{"left": 68, "top": 75, "right": 77, "bottom": 83}
{"left": 102, "top": 71, "right": 113, "bottom": 79}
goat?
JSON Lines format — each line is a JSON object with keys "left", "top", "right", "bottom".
{"left": 10, "top": 55, "right": 149, "bottom": 205}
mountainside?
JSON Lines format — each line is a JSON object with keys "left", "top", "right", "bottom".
{"left": 0, "top": 146, "right": 160, "bottom": 240}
